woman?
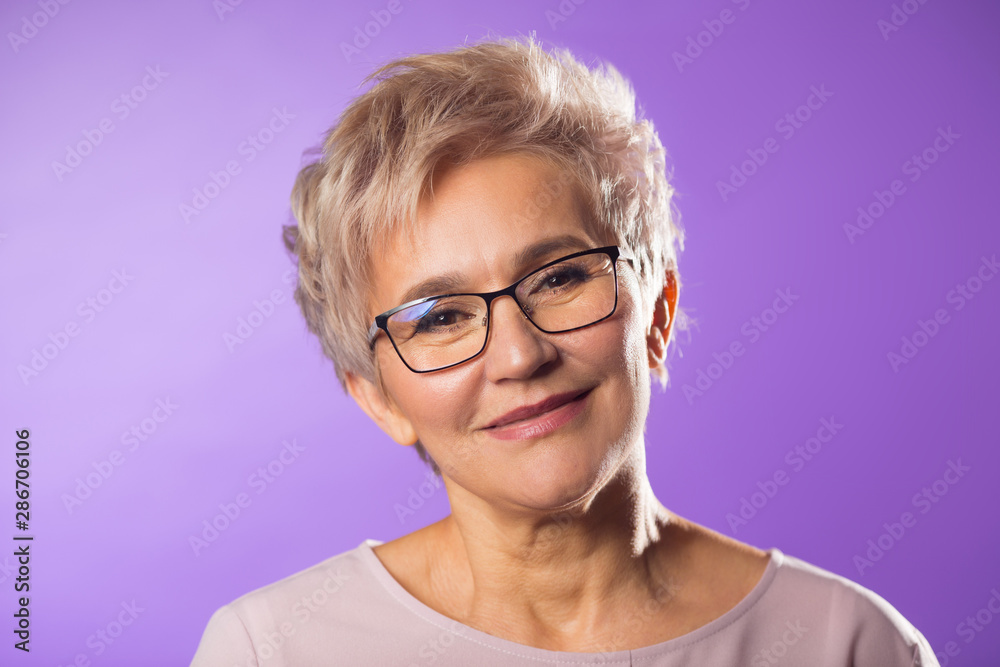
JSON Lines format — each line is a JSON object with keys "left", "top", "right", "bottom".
{"left": 191, "top": 36, "right": 938, "bottom": 665}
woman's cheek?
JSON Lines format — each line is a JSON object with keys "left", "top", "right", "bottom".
{"left": 409, "top": 373, "right": 477, "bottom": 437}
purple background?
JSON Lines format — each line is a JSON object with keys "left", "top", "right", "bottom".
{"left": 1, "top": 0, "right": 998, "bottom": 664}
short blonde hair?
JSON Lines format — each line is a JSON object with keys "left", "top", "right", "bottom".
{"left": 283, "top": 35, "right": 687, "bottom": 473}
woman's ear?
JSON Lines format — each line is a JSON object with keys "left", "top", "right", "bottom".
{"left": 345, "top": 371, "right": 419, "bottom": 447}
{"left": 647, "top": 270, "right": 678, "bottom": 370}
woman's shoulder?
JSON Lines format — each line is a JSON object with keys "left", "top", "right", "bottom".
{"left": 673, "top": 517, "right": 903, "bottom": 616}
{"left": 664, "top": 519, "right": 937, "bottom": 665}
{"left": 227, "top": 539, "right": 374, "bottom": 612}
{"left": 190, "top": 539, "right": 391, "bottom": 666}
{"left": 757, "top": 550, "right": 937, "bottom": 665}
{"left": 765, "top": 549, "right": 929, "bottom": 634}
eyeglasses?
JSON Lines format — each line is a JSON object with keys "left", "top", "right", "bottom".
{"left": 367, "top": 245, "right": 632, "bottom": 373}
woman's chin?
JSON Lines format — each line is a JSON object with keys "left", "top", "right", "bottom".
{"left": 499, "top": 448, "right": 615, "bottom": 512}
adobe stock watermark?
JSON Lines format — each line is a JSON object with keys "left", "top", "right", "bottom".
{"left": 60, "top": 398, "right": 179, "bottom": 515}
{"left": 726, "top": 417, "right": 845, "bottom": 534}
{"left": 545, "top": 0, "right": 587, "bottom": 31}
{"left": 852, "top": 458, "right": 970, "bottom": 576}
{"left": 515, "top": 509, "right": 579, "bottom": 561}
{"left": 877, "top": 0, "right": 934, "bottom": 41}
{"left": 56, "top": 600, "right": 145, "bottom": 667}
{"left": 224, "top": 268, "right": 296, "bottom": 352}
{"left": 934, "top": 587, "right": 1000, "bottom": 666}
{"left": 750, "top": 619, "right": 809, "bottom": 666}
{"left": 682, "top": 288, "right": 799, "bottom": 404}
{"left": 188, "top": 439, "right": 306, "bottom": 556}
{"left": 0, "top": 557, "right": 17, "bottom": 585}
{"left": 886, "top": 253, "right": 997, "bottom": 373}
{"left": 340, "top": 0, "right": 411, "bottom": 63}
{"left": 179, "top": 106, "right": 295, "bottom": 224}
{"left": 843, "top": 126, "right": 960, "bottom": 243}
{"left": 716, "top": 84, "right": 834, "bottom": 202}
{"left": 17, "top": 268, "right": 135, "bottom": 386}
{"left": 393, "top": 469, "right": 445, "bottom": 523}
{"left": 590, "top": 578, "right": 678, "bottom": 660}
{"left": 7, "top": 0, "right": 72, "bottom": 54}
{"left": 212, "top": 0, "right": 246, "bottom": 21}
{"left": 518, "top": 169, "right": 574, "bottom": 224}
{"left": 51, "top": 66, "right": 169, "bottom": 182}
{"left": 234, "top": 566, "right": 353, "bottom": 666}
{"left": 672, "top": 0, "right": 753, "bottom": 73}
{"left": 406, "top": 619, "right": 467, "bottom": 667}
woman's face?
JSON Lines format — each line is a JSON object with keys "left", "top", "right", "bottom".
{"left": 356, "top": 153, "right": 658, "bottom": 513}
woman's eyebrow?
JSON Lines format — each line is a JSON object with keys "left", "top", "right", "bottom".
{"left": 397, "top": 274, "right": 468, "bottom": 305}
{"left": 395, "top": 235, "right": 591, "bottom": 305}
{"left": 512, "top": 235, "right": 590, "bottom": 274}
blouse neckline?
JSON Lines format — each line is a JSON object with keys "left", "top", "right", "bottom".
{"left": 357, "top": 537, "right": 783, "bottom": 662}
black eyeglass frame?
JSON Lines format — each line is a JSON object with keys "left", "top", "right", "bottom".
{"left": 367, "top": 245, "right": 633, "bottom": 374}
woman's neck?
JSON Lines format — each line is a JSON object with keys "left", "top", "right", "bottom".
{"left": 433, "top": 449, "right": 691, "bottom": 651}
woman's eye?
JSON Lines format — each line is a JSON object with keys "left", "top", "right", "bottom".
{"left": 546, "top": 272, "right": 573, "bottom": 287}
{"left": 432, "top": 311, "right": 459, "bottom": 325}
{"left": 416, "top": 309, "right": 472, "bottom": 332}
{"left": 537, "top": 269, "right": 586, "bottom": 291}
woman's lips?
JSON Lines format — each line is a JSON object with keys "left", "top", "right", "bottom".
{"left": 483, "top": 389, "right": 592, "bottom": 441}
{"left": 484, "top": 389, "right": 592, "bottom": 429}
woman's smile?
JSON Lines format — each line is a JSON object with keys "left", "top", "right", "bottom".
{"left": 481, "top": 387, "right": 593, "bottom": 441}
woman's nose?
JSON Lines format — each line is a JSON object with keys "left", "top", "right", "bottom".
{"left": 482, "top": 295, "right": 557, "bottom": 380}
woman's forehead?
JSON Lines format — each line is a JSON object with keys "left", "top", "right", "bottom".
{"left": 374, "top": 230, "right": 601, "bottom": 308}
{"left": 367, "top": 153, "right": 611, "bottom": 308}
{"left": 406, "top": 232, "right": 596, "bottom": 291}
